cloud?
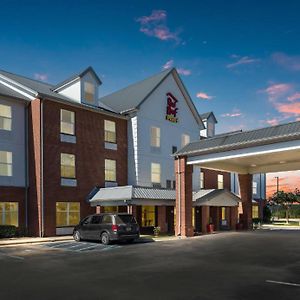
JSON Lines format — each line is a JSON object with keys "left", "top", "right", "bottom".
{"left": 221, "top": 109, "right": 242, "bottom": 117}
{"left": 265, "top": 118, "right": 281, "bottom": 126}
{"left": 272, "top": 52, "right": 300, "bottom": 71}
{"left": 287, "top": 92, "right": 300, "bottom": 102}
{"left": 264, "top": 83, "right": 293, "bottom": 102}
{"left": 161, "top": 60, "right": 191, "bottom": 75}
{"left": 34, "top": 73, "right": 48, "bottom": 81}
{"left": 226, "top": 56, "right": 260, "bottom": 68}
{"left": 196, "top": 92, "right": 214, "bottom": 100}
{"left": 177, "top": 68, "right": 191, "bottom": 76}
{"left": 136, "top": 10, "right": 181, "bottom": 42}
{"left": 276, "top": 102, "right": 300, "bottom": 116}
{"left": 162, "top": 59, "right": 174, "bottom": 69}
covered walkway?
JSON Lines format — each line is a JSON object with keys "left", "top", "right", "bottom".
{"left": 174, "top": 121, "right": 300, "bottom": 237}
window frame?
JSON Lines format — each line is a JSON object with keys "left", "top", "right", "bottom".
{"left": 0, "top": 104, "right": 12, "bottom": 131}
{"left": 181, "top": 134, "right": 190, "bottom": 147}
{"left": 0, "top": 151, "right": 13, "bottom": 177}
{"left": 60, "top": 153, "right": 76, "bottom": 179}
{"left": 217, "top": 174, "right": 224, "bottom": 189}
{"left": 200, "top": 171, "right": 204, "bottom": 189}
{"left": 104, "top": 120, "right": 117, "bottom": 144}
{"left": 252, "top": 182, "right": 258, "bottom": 195}
{"left": 60, "top": 109, "right": 75, "bottom": 136}
{"left": 56, "top": 202, "right": 80, "bottom": 227}
{"left": 151, "top": 127, "right": 161, "bottom": 148}
{"left": 84, "top": 81, "right": 95, "bottom": 103}
{"left": 151, "top": 163, "right": 161, "bottom": 184}
{"left": 0, "top": 202, "right": 18, "bottom": 227}
{"left": 105, "top": 159, "right": 117, "bottom": 182}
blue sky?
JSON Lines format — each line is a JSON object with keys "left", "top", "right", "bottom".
{"left": 1, "top": 0, "right": 300, "bottom": 134}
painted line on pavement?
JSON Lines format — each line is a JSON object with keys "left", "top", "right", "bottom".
{"left": 0, "top": 251, "right": 24, "bottom": 260}
{"left": 266, "top": 280, "right": 300, "bottom": 287}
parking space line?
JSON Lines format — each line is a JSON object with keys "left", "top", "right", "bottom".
{"left": 77, "top": 245, "right": 99, "bottom": 251}
{"left": 0, "top": 251, "right": 24, "bottom": 260}
{"left": 266, "top": 280, "right": 300, "bottom": 287}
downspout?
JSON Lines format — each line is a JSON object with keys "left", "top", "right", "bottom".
{"left": 24, "top": 104, "right": 29, "bottom": 234}
{"left": 176, "top": 156, "right": 181, "bottom": 236}
{"left": 40, "top": 99, "right": 44, "bottom": 237}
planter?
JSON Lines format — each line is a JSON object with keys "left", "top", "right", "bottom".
{"left": 206, "top": 224, "right": 214, "bottom": 233}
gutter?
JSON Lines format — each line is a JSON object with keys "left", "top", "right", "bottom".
{"left": 176, "top": 156, "right": 181, "bottom": 236}
{"left": 40, "top": 99, "right": 45, "bottom": 237}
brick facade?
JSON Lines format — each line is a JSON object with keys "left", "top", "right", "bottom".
{"left": 201, "top": 168, "right": 231, "bottom": 190}
{"left": 238, "top": 174, "right": 253, "bottom": 229}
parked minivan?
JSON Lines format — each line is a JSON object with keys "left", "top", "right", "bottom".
{"left": 73, "top": 213, "right": 140, "bottom": 245}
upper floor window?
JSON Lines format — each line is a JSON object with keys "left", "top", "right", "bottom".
{"left": 0, "top": 151, "right": 12, "bottom": 176}
{"left": 217, "top": 174, "right": 224, "bottom": 189}
{"left": 172, "top": 146, "right": 177, "bottom": 154}
{"left": 0, "top": 104, "right": 12, "bottom": 131}
{"left": 0, "top": 202, "right": 18, "bottom": 226}
{"left": 151, "top": 127, "right": 160, "bottom": 148}
{"left": 61, "top": 153, "right": 76, "bottom": 179}
{"left": 60, "top": 109, "right": 75, "bottom": 135}
{"left": 104, "top": 120, "right": 116, "bottom": 143}
{"left": 84, "top": 82, "right": 95, "bottom": 103}
{"left": 151, "top": 163, "right": 161, "bottom": 184}
{"left": 181, "top": 134, "right": 190, "bottom": 147}
{"left": 105, "top": 159, "right": 116, "bottom": 182}
{"left": 252, "top": 182, "right": 258, "bottom": 195}
{"left": 200, "top": 171, "right": 204, "bottom": 189}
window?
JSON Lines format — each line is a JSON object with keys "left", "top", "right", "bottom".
{"left": 105, "top": 159, "right": 116, "bottom": 181}
{"left": 166, "top": 180, "right": 172, "bottom": 189}
{"left": 56, "top": 202, "right": 80, "bottom": 227}
{"left": 102, "top": 215, "right": 113, "bottom": 224}
{"left": 104, "top": 120, "right": 116, "bottom": 143}
{"left": 91, "top": 215, "right": 102, "bottom": 224}
{"left": 252, "top": 205, "right": 259, "bottom": 219}
{"left": 61, "top": 153, "right": 76, "bottom": 179}
{"left": 252, "top": 182, "right": 258, "bottom": 195}
{"left": 0, "top": 202, "right": 18, "bottom": 226}
{"left": 60, "top": 109, "right": 75, "bottom": 135}
{"left": 200, "top": 172, "right": 204, "bottom": 189}
{"left": 217, "top": 174, "right": 224, "bottom": 189}
{"left": 0, "top": 104, "right": 12, "bottom": 131}
{"left": 151, "top": 163, "right": 161, "bottom": 184}
{"left": 151, "top": 127, "right": 160, "bottom": 148}
{"left": 181, "top": 134, "right": 190, "bottom": 147}
{"left": 207, "top": 122, "right": 214, "bottom": 137}
{"left": 141, "top": 206, "right": 155, "bottom": 227}
{"left": 173, "top": 180, "right": 176, "bottom": 189}
{"left": 0, "top": 151, "right": 12, "bottom": 176}
{"left": 172, "top": 146, "right": 177, "bottom": 154}
{"left": 102, "top": 206, "right": 118, "bottom": 213}
{"left": 221, "top": 207, "right": 226, "bottom": 220}
{"left": 84, "top": 82, "right": 95, "bottom": 103}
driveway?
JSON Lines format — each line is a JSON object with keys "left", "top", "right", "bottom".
{"left": 0, "top": 230, "right": 299, "bottom": 300}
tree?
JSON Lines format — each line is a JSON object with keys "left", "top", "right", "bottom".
{"left": 269, "top": 190, "right": 300, "bottom": 224}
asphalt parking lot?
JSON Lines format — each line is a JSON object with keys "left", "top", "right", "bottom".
{"left": 0, "top": 230, "right": 299, "bottom": 300}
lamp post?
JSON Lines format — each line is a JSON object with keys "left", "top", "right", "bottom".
{"left": 274, "top": 176, "right": 279, "bottom": 220}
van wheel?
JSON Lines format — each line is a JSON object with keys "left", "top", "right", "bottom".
{"left": 73, "top": 230, "right": 81, "bottom": 242}
{"left": 101, "top": 232, "right": 110, "bottom": 245}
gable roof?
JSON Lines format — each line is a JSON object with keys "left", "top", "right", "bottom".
{"left": 200, "top": 111, "right": 218, "bottom": 123}
{"left": 175, "top": 120, "right": 300, "bottom": 156}
{"left": 100, "top": 68, "right": 204, "bottom": 128}
{"left": 53, "top": 66, "right": 102, "bottom": 91}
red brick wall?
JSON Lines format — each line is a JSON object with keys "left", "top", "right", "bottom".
{"left": 0, "top": 187, "right": 26, "bottom": 234}
{"left": 42, "top": 100, "right": 128, "bottom": 236}
{"left": 202, "top": 168, "right": 231, "bottom": 190}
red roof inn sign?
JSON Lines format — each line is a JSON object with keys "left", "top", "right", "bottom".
{"left": 166, "top": 92, "right": 178, "bottom": 123}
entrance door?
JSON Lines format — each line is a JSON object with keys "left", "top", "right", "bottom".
{"left": 166, "top": 206, "right": 175, "bottom": 234}
{"left": 194, "top": 207, "right": 202, "bottom": 233}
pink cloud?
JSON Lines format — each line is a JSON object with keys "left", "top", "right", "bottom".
{"left": 136, "top": 10, "right": 166, "bottom": 25}
{"left": 34, "top": 73, "right": 48, "bottom": 81}
{"left": 177, "top": 68, "right": 191, "bottom": 76}
{"left": 226, "top": 56, "right": 260, "bottom": 68}
{"left": 265, "top": 118, "right": 280, "bottom": 126}
{"left": 136, "top": 10, "right": 181, "bottom": 42}
{"left": 264, "top": 83, "right": 293, "bottom": 102}
{"left": 221, "top": 110, "right": 242, "bottom": 117}
{"left": 287, "top": 92, "right": 300, "bottom": 102}
{"left": 272, "top": 52, "right": 300, "bottom": 71}
{"left": 162, "top": 59, "right": 174, "bottom": 69}
{"left": 196, "top": 92, "right": 214, "bottom": 100}
{"left": 276, "top": 102, "right": 300, "bottom": 116}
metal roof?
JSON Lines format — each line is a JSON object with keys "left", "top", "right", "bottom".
{"left": 175, "top": 120, "right": 300, "bottom": 157}
{"left": 0, "top": 84, "right": 31, "bottom": 101}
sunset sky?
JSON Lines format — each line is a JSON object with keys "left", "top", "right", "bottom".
{"left": 0, "top": 0, "right": 300, "bottom": 195}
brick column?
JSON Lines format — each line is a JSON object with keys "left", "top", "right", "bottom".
{"left": 96, "top": 206, "right": 101, "bottom": 214}
{"left": 157, "top": 206, "right": 167, "bottom": 233}
{"left": 201, "top": 206, "right": 210, "bottom": 234}
{"left": 238, "top": 174, "right": 253, "bottom": 229}
{"left": 175, "top": 157, "right": 194, "bottom": 237}
{"left": 230, "top": 206, "right": 238, "bottom": 230}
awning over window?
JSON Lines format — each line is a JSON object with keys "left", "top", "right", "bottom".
{"left": 89, "top": 185, "right": 240, "bottom": 208}
{"left": 193, "top": 189, "right": 240, "bottom": 207}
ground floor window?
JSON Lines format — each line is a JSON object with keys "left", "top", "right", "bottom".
{"left": 141, "top": 206, "right": 155, "bottom": 227}
{"left": 192, "top": 207, "right": 195, "bottom": 228}
{"left": 0, "top": 202, "right": 18, "bottom": 226}
{"left": 56, "top": 202, "right": 80, "bottom": 227}
{"left": 221, "top": 207, "right": 226, "bottom": 220}
{"left": 252, "top": 205, "right": 259, "bottom": 219}
{"left": 102, "top": 206, "right": 118, "bottom": 213}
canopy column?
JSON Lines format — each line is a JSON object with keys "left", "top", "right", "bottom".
{"left": 238, "top": 174, "right": 253, "bottom": 229}
{"left": 175, "top": 156, "right": 194, "bottom": 237}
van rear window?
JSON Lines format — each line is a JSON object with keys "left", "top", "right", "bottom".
{"left": 116, "top": 215, "right": 137, "bottom": 224}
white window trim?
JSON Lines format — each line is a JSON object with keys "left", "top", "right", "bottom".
{"left": 0, "top": 104, "right": 12, "bottom": 131}
{"left": 151, "top": 127, "right": 161, "bottom": 148}
{"left": 0, "top": 151, "right": 13, "bottom": 177}
{"left": 151, "top": 163, "right": 161, "bottom": 184}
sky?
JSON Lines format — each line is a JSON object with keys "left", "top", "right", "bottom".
{"left": 1, "top": 0, "right": 300, "bottom": 194}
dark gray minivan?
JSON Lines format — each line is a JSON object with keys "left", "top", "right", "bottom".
{"left": 73, "top": 213, "right": 140, "bottom": 245}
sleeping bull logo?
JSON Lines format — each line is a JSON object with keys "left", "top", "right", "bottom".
{"left": 166, "top": 92, "right": 178, "bottom": 123}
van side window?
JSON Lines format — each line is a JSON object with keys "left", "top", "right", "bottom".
{"left": 91, "top": 215, "right": 102, "bottom": 224}
{"left": 102, "top": 215, "right": 113, "bottom": 224}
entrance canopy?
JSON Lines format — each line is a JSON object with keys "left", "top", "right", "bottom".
{"left": 175, "top": 121, "right": 300, "bottom": 174}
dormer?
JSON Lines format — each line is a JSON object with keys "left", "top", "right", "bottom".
{"left": 200, "top": 111, "right": 218, "bottom": 138}
{"left": 53, "top": 67, "right": 102, "bottom": 107}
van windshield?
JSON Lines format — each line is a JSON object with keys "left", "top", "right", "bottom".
{"left": 116, "top": 215, "right": 137, "bottom": 225}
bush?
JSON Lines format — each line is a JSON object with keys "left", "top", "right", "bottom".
{"left": 263, "top": 206, "right": 272, "bottom": 223}
{"left": 0, "top": 225, "right": 17, "bottom": 238}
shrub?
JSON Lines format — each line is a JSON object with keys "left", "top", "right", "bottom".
{"left": 263, "top": 206, "right": 272, "bottom": 223}
{"left": 0, "top": 225, "right": 17, "bottom": 238}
